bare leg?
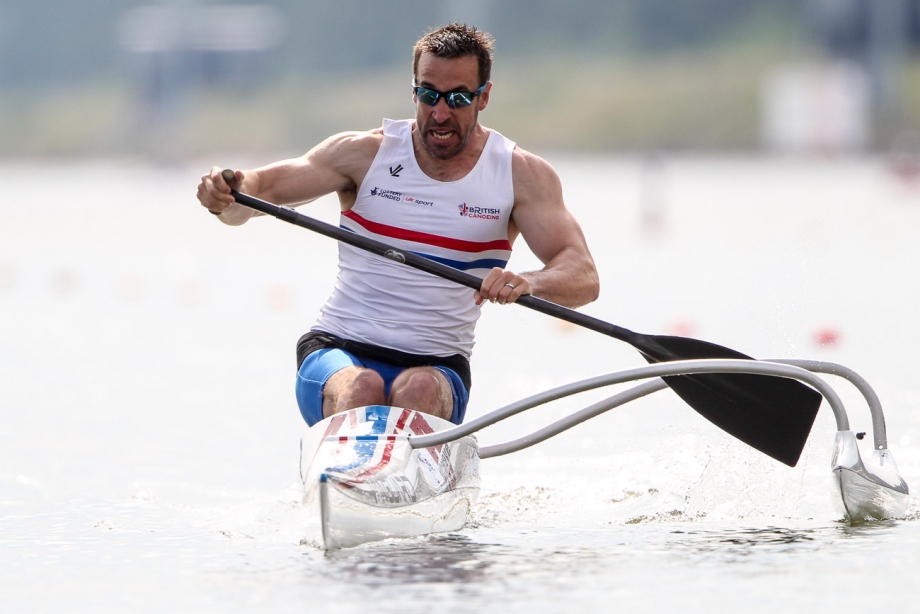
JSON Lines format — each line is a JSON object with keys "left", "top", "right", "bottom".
{"left": 322, "top": 366, "right": 386, "bottom": 418}
{"left": 388, "top": 367, "right": 454, "bottom": 421}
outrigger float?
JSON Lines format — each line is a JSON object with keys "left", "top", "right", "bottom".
{"left": 223, "top": 172, "right": 911, "bottom": 550}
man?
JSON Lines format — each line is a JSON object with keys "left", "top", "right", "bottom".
{"left": 197, "top": 23, "right": 599, "bottom": 427}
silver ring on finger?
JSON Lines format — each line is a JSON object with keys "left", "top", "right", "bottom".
{"left": 504, "top": 283, "right": 515, "bottom": 290}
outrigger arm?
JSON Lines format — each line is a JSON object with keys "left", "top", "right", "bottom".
{"left": 409, "top": 359, "right": 849, "bottom": 449}
{"left": 408, "top": 358, "right": 909, "bottom": 522}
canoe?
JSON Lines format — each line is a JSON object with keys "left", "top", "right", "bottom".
{"left": 300, "top": 405, "right": 481, "bottom": 550}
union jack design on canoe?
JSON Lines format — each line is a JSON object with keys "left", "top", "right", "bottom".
{"left": 300, "top": 406, "right": 480, "bottom": 550}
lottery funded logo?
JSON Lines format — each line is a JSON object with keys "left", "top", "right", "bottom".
{"left": 370, "top": 187, "right": 402, "bottom": 202}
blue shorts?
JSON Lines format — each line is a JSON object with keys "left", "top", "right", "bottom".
{"left": 295, "top": 348, "right": 470, "bottom": 427}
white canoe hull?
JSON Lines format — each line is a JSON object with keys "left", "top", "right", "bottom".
{"left": 301, "top": 406, "right": 480, "bottom": 550}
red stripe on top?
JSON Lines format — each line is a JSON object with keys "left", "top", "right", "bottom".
{"left": 343, "top": 209, "right": 511, "bottom": 253}
{"left": 409, "top": 412, "right": 442, "bottom": 461}
{"left": 394, "top": 408, "right": 412, "bottom": 432}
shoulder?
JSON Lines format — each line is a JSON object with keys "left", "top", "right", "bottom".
{"left": 309, "top": 127, "right": 385, "bottom": 181}
{"left": 315, "top": 128, "right": 384, "bottom": 161}
{"left": 511, "top": 146, "right": 556, "bottom": 176}
{"left": 323, "top": 117, "right": 412, "bottom": 153}
{"left": 511, "top": 146, "right": 562, "bottom": 197}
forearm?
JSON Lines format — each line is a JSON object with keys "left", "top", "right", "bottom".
{"left": 245, "top": 159, "right": 313, "bottom": 205}
{"left": 215, "top": 163, "right": 304, "bottom": 225}
{"left": 522, "top": 246, "right": 599, "bottom": 308}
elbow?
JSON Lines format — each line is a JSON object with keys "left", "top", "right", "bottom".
{"left": 587, "top": 274, "right": 600, "bottom": 304}
{"left": 582, "top": 269, "right": 600, "bottom": 307}
{"left": 579, "top": 249, "right": 600, "bottom": 306}
{"left": 564, "top": 265, "right": 599, "bottom": 309}
{"left": 561, "top": 260, "right": 599, "bottom": 309}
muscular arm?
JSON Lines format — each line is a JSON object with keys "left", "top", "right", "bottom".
{"left": 197, "top": 130, "right": 382, "bottom": 225}
{"left": 479, "top": 148, "right": 599, "bottom": 308}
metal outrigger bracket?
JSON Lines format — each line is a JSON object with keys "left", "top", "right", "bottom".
{"left": 409, "top": 358, "right": 910, "bottom": 522}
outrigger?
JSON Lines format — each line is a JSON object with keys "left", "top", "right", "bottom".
{"left": 224, "top": 172, "right": 911, "bottom": 550}
{"left": 299, "top": 358, "right": 908, "bottom": 549}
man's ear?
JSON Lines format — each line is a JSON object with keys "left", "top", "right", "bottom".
{"left": 479, "top": 82, "right": 492, "bottom": 111}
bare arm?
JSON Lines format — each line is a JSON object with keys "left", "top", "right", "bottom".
{"left": 478, "top": 148, "right": 599, "bottom": 308}
{"left": 196, "top": 130, "right": 382, "bottom": 225}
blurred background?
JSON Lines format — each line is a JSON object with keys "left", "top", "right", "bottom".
{"left": 1, "top": 0, "right": 919, "bottom": 160}
{"left": 3, "top": 6, "right": 920, "bottom": 608}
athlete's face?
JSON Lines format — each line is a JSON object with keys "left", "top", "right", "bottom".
{"left": 413, "top": 53, "right": 490, "bottom": 161}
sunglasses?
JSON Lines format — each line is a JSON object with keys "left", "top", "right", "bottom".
{"left": 412, "top": 83, "right": 487, "bottom": 108}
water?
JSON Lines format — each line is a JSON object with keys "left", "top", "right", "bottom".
{"left": 2, "top": 156, "right": 920, "bottom": 612}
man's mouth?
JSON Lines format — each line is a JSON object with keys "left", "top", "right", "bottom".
{"left": 430, "top": 129, "right": 455, "bottom": 141}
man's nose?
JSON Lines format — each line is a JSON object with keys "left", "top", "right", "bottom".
{"left": 431, "top": 98, "right": 452, "bottom": 122}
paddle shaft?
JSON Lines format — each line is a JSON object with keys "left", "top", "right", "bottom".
{"left": 227, "top": 187, "right": 641, "bottom": 345}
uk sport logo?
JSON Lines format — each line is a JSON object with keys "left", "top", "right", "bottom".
{"left": 404, "top": 196, "right": 434, "bottom": 207}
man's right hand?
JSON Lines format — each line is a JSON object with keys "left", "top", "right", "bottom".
{"left": 197, "top": 167, "right": 253, "bottom": 225}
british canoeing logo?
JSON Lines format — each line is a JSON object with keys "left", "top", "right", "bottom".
{"left": 458, "top": 203, "right": 501, "bottom": 220}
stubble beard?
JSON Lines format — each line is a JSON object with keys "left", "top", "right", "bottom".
{"left": 419, "top": 109, "right": 478, "bottom": 161}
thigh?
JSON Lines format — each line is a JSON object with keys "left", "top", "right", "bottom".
{"left": 432, "top": 366, "right": 470, "bottom": 425}
{"left": 295, "top": 348, "right": 361, "bottom": 426}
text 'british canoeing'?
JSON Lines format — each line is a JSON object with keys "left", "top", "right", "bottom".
{"left": 457, "top": 203, "right": 501, "bottom": 220}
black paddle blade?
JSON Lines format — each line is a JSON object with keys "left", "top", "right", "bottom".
{"left": 634, "top": 334, "right": 823, "bottom": 467}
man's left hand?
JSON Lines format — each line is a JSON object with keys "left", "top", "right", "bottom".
{"left": 475, "top": 267, "right": 531, "bottom": 305}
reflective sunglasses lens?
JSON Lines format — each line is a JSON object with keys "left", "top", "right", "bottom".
{"left": 415, "top": 87, "right": 439, "bottom": 106}
{"left": 446, "top": 92, "right": 474, "bottom": 108}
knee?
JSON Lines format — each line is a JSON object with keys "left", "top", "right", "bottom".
{"left": 344, "top": 368, "right": 386, "bottom": 402}
{"left": 390, "top": 369, "right": 442, "bottom": 401}
{"left": 325, "top": 367, "right": 386, "bottom": 412}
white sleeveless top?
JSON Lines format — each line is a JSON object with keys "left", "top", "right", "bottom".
{"left": 312, "top": 118, "right": 516, "bottom": 358}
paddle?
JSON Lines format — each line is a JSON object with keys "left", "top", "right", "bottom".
{"left": 216, "top": 170, "right": 823, "bottom": 466}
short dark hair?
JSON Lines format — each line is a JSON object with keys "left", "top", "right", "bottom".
{"left": 412, "top": 23, "right": 494, "bottom": 86}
